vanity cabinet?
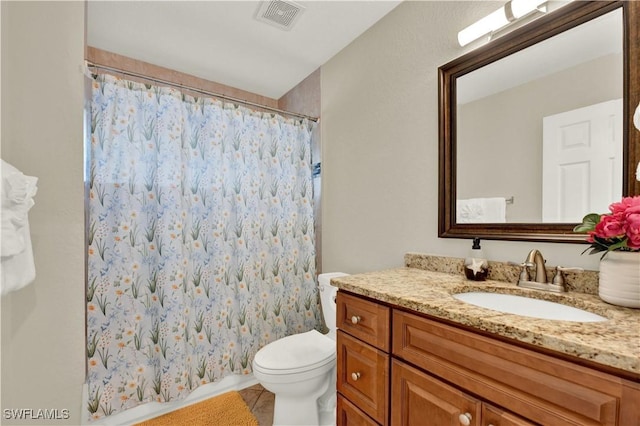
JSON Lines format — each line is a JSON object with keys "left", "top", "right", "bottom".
{"left": 337, "top": 292, "right": 390, "bottom": 425}
{"left": 482, "top": 404, "right": 535, "bottom": 426}
{"left": 336, "top": 290, "right": 640, "bottom": 426}
{"left": 391, "top": 359, "right": 483, "bottom": 425}
{"left": 337, "top": 394, "right": 380, "bottom": 426}
{"left": 392, "top": 358, "right": 536, "bottom": 426}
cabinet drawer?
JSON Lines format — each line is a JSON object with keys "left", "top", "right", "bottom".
{"left": 337, "top": 394, "right": 379, "bottom": 426}
{"left": 392, "top": 310, "right": 621, "bottom": 425}
{"left": 483, "top": 404, "right": 536, "bottom": 426}
{"left": 337, "top": 331, "right": 389, "bottom": 425}
{"left": 337, "top": 292, "right": 390, "bottom": 351}
{"left": 391, "top": 359, "right": 481, "bottom": 426}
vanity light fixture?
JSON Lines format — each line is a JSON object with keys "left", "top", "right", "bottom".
{"left": 458, "top": 0, "right": 548, "bottom": 47}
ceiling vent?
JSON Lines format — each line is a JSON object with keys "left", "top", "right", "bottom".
{"left": 255, "top": 0, "right": 305, "bottom": 31}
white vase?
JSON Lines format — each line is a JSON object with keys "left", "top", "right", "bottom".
{"left": 598, "top": 251, "right": 640, "bottom": 308}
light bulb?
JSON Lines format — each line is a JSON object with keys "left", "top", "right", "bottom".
{"left": 510, "top": 0, "right": 546, "bottom": 19}
{"left": 458, "top": 7, "right": 510, "bottom": 47}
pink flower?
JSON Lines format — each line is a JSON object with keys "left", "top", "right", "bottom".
{"left": 593, "top": 214, "right": 626, "bottom": 239}
{"left": 575, "top": 195, "right": 640, "bottom": 254}
{"left": 609, "top": 196, "right": 640, "bottom": 215}
{"left": 626, "top": 212, "right": 640, "bottom": 249}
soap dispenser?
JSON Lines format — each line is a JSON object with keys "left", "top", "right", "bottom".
{"left": 464, "top": 238, "right": 488, "bottom": 281}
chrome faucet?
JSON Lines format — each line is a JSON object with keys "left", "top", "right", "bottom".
{"left": 515, "top": 249, "right": 582, "bottom": 293}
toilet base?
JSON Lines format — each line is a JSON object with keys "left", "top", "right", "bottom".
{"left": 272, "top": 390, "right": 336, "bottom": 426}
{"left": 254, "top": 357, "right": 336, "bottom": 426}
{"left": 273, "top": 394, "right": 317, "bottom": 426}
{"left": 318, "top": 404, "right": 337, "bottom": 426}
{"left": 269, "top": 367, "right": 336, "bottom": 426}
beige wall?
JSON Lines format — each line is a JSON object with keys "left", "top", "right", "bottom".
{"left": 320, "top": 1, "right": 601, "bottom": 273}
{"left": 1, "top": 2, "right": 86, "bottom": 425}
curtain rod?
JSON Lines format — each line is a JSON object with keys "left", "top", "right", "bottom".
{"left": 85, "top": 61, "right": 319, "bottom": 123}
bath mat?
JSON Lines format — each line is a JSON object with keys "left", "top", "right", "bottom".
{"left": 135, "top": 391, "right": 259, "bottom": 426}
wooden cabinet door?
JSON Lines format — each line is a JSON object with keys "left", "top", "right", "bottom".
{"left": 337, "top": 394, "right": 380, "bottom": 426}
{"left": 482, "top": 404, "right": 536, "bottom": 426}
{"left": 338, "top": 331, "right": 389, "bottom": 424}
{"left": 391, "top": 359, "right": 481, "bottom": 426}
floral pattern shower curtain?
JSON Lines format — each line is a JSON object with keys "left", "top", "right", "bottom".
{"left": 86, "top": 74, "right": 320, "bottom": 421}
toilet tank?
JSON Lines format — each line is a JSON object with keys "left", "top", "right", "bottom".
{"left": 318, "top": 272, "right": 348, "bottom": 333}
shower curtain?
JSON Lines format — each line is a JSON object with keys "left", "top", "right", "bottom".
{"left": 86, "top": 74, "right": 321, "bottom": 421}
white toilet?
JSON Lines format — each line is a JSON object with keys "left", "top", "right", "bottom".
{"left": 252, "top": 272, "right": 348, "bottom": 426}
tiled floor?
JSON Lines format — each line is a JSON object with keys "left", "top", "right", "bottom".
{"left": 239, "top": 384, "right": 275, "bottom": 426}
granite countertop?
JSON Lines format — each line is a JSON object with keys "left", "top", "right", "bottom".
{"left": 331, "top": 267, "right": 640, "bottom": 377}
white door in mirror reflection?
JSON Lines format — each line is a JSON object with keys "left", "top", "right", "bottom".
{"left": 542, "top": 99, "right": 622, "bottom": 223}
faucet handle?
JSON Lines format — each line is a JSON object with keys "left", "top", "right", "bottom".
{"left": 557, "top": 266, "right": 584, "bottom": 273}
{"left": 509, "top": 261, "right": 532, "bottom": 282}
{"left": 552, "top": 266, "right": 584, "bottom": 285}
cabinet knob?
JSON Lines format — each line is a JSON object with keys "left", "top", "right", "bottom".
{"left": 351, "top": 315, "right": 361, "bottom": 324}
{"left": 458, "top": 412, "right": 472, "bottom": 426}
{"left": 351, "top": 372, "right": 361, "bottom": 381}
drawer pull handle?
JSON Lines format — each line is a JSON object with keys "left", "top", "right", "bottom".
{"left": 458, "top": 412, "right": 472, "bottom": 426}
{"left": 351, "top": 315, "right": 361, "bottom": 324}
{"left": 351, "top": 372, "right": 361, "bottom": 381}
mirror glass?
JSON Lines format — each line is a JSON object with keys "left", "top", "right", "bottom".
{"left": 456, "top": 8, "right": 623, "bottom": 224}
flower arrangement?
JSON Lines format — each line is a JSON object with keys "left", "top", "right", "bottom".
{"left": 574, "top": 196, "right": 640, "bottom": 256}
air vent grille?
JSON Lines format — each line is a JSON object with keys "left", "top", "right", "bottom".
{"left": 255, "top": 0, "right": 305, "bottom": 31}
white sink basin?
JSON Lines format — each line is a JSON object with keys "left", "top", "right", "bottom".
{"left": 453, "top": 292, "right": 607, "bottom": 322}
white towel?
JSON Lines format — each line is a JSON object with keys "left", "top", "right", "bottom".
{"left": 1, "top": 221, "right": 36, "bottom": 294}
{"left": 457, "top": 197, "right": 506, "bottom": 223}
{"left": 1, "top": 159, "right": 38, "bottom": 295}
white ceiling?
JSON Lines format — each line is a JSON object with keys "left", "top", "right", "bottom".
{"left": 87, "top": 0, "right": 402, "bottom": 100}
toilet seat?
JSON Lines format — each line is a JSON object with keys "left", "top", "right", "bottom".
{"left": 253, "top": 330, "right": 335, "bottom": 375}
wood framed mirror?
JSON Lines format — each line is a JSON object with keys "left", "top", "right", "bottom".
{"left": 439, "top": 0, "right": 639, "bottom": 243}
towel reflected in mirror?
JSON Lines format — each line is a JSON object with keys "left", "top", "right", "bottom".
{"left": 456, "top": 197, "right": 506, "bottom": 223}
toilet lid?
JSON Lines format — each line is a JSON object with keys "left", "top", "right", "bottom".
{"left": 253, "top": 330, "right": 335, "bottom": 373}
